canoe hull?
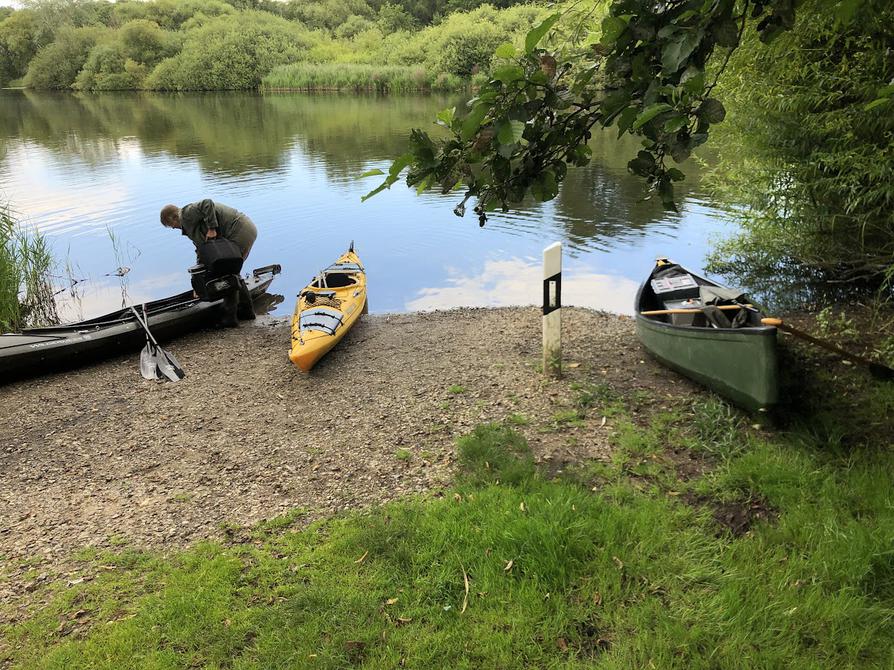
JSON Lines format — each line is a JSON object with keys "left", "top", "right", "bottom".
{"left": 0, "top": 265, "right": 281, "bottom": 383}
{"left": 636, "top": 315, "right": 778, "bottom": 411}
{"left": 634, "top": 262, "right": 778, "bottom": 412}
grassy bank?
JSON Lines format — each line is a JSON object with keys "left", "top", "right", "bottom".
{"left": 3, "top": 340, "right": 892, "bottom": 668}
{"left": 260, "top": 63, "right": 466, "bottom": 93}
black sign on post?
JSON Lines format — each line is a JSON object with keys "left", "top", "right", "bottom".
{"left": 542, "top": 272, "right": 562, "bottom": 315}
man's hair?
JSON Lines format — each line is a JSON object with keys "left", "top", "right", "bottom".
{"left": 160, "top": 204, "right": 179, "bottom": 227}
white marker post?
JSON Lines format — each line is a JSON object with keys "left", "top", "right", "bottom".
{"left": 542, "top": 242, "right": 562, "bottom": 376}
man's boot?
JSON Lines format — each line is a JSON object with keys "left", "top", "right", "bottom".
{"left": 218, "top": 284, "right": 240, "bottom": 328}
{"left": 236, "top": 278, "right": 256, "bottom": 321}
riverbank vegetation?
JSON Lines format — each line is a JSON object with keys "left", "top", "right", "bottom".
{"left": 0, "top": 0, "right": 549, "bottom": 92}
{"left": 0, "top": 205, "right": 56, "bottom": 332}
{"left": 3, "top": 352, "right": 892, "bottom": 667}
{"left": 705, "top": 2, "right": 894, "bottom": 302}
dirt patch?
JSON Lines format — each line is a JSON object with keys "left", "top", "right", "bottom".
{"left": 0, "top": 307, "right": 699, "bottom": 615}
{"left": 683, "top": 492, "right": 777, "bottom": 537}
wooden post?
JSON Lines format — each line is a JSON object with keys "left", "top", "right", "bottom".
{"left": 542, "top": 242, "right": 562, "bottom": 376}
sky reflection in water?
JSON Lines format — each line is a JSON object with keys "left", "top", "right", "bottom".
{"left": 0, "top": 90, "right": 734, "bottom": 321}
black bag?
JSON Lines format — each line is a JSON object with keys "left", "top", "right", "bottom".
{"left": 196, "top": 238, "right": 244, "bottom": 277}
{"left": 189, "top": 265, "right": 238, "bottom": 301}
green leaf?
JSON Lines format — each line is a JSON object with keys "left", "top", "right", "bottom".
{"left": 661, "top": 31, "right": 702, "bottom": 75}
{"left": 864, "top": 98, "right": 891, "bottom": 111}
{"left": 494, "top": 43, "right": 516, "bottom": 59}
{"left": 600, "top": 16, "right": 627, "bottom": 45}
{"left": 627, "top": 150, "right": 655, "bottom": 177}
{"left": 658, "top": 179, "right": 677, "bottom": 212}
{"left": 616, "top": 107, "right": 638, "bottom": 136}
{"left": 663, "top": 115, "right": 688, "bottom": 133}
{"left": 497, "top": 119, "right": 525, "bottom": 145}
{"left": 698, "top": 98, "right": 726, "bottom": 124}
{"left": 680, "top": 65, "right": 705, "bottom": 94}
{"left": 877, "top": 84, "right": 894, "bottom": 97}
{"left": 389, "top": 153, "right": 414, "bottom": 177}
{"left": 531, "top": 169, "right": 558, "bottom": 201}
{"left": 492, "top": 65, "right": 525, "bottom": 84}
{"left": 525, "top": 13, "right": 560, "bottom": 53}
{"left": 436, "top": 107, "right": 455, "bottom": 127}
{"left": 632, "top": 103, "right": 672, "bottom": 130}
{"left": 415, "top": 174, "right": 433, "bottom": 195}
{"left": 713, "top": 19, "right": 739, "bottom": 48}
{"left": 461, "top": 103, "right": 489, "bottom": 141}
{"left": 666, "top": 168, "right": 685, "bottom": 182}
{"left": 359, "top": 168, "right": 384, "bottom": 178}
{"left": 361, "top": 154, "right": 414, "bottom": 201}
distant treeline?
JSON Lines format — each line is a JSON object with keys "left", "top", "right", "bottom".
{"left": 0, "top": 0, "right": 546, "bottom": 91}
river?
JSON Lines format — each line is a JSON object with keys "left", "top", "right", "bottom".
{"left": 0, "top": 89, "right": 734, "bottom": 321}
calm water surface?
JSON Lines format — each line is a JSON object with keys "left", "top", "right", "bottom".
{"left": 0, "top": 90, "right": 734, "bottom": 321}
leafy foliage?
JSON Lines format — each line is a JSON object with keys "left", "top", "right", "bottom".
{"left": 366, "top": 0, "right": 889, "bottom": 231}
{"left": 706, "top": 0, "right": 894, "bottom": 293}
{"left": 24, "top": 25, "right": 106, "bottom": 89}
{"left": 145, "top": 11, "right": 316, "bottom": 90}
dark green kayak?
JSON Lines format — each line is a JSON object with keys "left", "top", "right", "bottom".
{"left": 635, "top": 260, "right": 779, "bottom": 411}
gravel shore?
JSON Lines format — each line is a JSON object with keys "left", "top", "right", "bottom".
{"left": 0, "top": 307, "right": 699, "bottom": 610}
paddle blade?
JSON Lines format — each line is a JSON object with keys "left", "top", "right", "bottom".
{"left": 140, "top": 344, "right": 161, "bottom": 380}
{"left": 156, "top": 347, "right": 186, "bottom": 382}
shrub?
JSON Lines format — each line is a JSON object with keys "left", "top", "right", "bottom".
{"left": 0, "top": 9, "right": 42, "bottom": 85}
{"left": 75, "top": 42, "right": 145, "bottom": 91}
{"left": 119, "top": 19, "right": 176, "bottom": 65}
{"left": 334, "top": 14, "right": 372, "bottom": 39}
{"left": 281, "top": 0, "right": 374, "bottom": 30}
{"left": 24, "top": 26, "right": 106, "bottom": 89}
{"left": 145, "top": 11, "right": 317, "bottom": 90}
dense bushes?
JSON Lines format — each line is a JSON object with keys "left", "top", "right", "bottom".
{"left": 24, "top": 26, "right": 106, "bottom": 89}
{"left": 0, "top": 0, "right": 540, "bottom": 92}
{"left": 145, "top": 12, "right": 317, "bottom": 90}
{"left": 707, "top": 1, "right": 894, "bottom": 295}
{"left": 0, "top": 10, "right": 41, "bottom": 85}
{"left": 75, "top": 20, "right": 177, "bottom": 90}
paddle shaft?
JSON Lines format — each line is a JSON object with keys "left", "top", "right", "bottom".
{"left": 130, "top": 306, "right": 160, "bottom": 347}
{"left": 762, "top": 317, "right": 894, "bottom": 379}
{"left": 641, "top": 304, "right": 754, "bottom": 316}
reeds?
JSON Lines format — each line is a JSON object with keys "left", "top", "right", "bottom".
{"left": 260, "top": 63, "right": 464, "bottom": 93}
{"left": 0, "top": 205, "right": 57, "bottom": 331}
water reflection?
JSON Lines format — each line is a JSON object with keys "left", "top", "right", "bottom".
{"left": 407, "top": 258, "right": 641, "bottom": 314}
{"left": 0, "top": 90, "right": 733, "bottom": 320}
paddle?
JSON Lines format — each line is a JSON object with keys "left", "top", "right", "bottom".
{"left": 641, "top": 304, "right": 755, "bottom": 316}
{"left": 138, "top": 307, "right": 161, "bottom": 380}
{"left": 130, "top": 306, "right": 185, "bottom": 382}
{"left": 761, "top": 317, "right": 894, "bottom": 381}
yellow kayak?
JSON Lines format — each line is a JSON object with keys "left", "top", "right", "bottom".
{"left": 289, "top": 244, "right": 367, "bottom": 372}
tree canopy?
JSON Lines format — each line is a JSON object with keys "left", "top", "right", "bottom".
{"left": 365, "top": 0, "right": 892, "bottom": 229}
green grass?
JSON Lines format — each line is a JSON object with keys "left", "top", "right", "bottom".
{"left": 395, "top": 448, "right": 412, "bottom": 462}
{"left": 447, "top": 385, "right": 466, "bottom": 395}
{"left": 3, "top": 365, "right": 894, "bottom": 669}
{"left": 260, "top": 63, "right": 464, "bottom": 93}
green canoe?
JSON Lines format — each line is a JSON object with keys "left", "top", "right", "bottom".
{"left": 635, "top": 261, "right": 779, "bottom": 412}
